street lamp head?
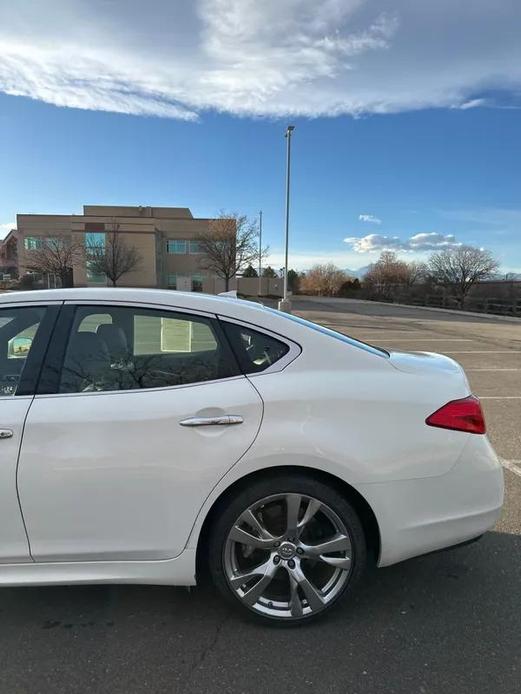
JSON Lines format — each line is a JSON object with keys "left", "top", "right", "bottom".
{"left": 285, "top": 125, "right": 295, "bottom": 136}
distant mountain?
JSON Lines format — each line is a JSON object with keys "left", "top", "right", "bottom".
{"left": 344, "top": 266, "right": 370, "bottom": 279}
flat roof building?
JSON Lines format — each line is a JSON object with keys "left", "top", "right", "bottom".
{"left": 9, "top": 205, "right": 228, "bottom": 293}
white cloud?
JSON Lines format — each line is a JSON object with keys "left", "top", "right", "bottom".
{"left": 344, "top": 231, "right": 460, "bottom": 253}
{"left": 408, "top": 232, "right": 459, "bottom": 250}
{"left": 0, "top": 1, "right": 520, "bottom": 119}
{"left": 457, "top": 98, "right": 488, "bottom": 111}
{"left": 359, "top": 214, "right": 381, "bottom": 224}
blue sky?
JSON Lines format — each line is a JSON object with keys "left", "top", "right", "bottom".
{"left": 1, "top": 1, "right": 521, "bottom": 272}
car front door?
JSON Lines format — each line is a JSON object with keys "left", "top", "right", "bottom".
{"left": 0, "top": 302, "right": 59, "bottom": 563}
{"left": 17, "top": 301, "right": 263, "bottom": 562}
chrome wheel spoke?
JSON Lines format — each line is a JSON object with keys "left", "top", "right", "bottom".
{"left": 229, "top": 558, "right": 272, "bottom": 590}
{"left": 289, "top": 575, "right": 303, "bottom": 617}
{"left": 317, "top": 555, "right": 351, "bottom": 570}
{"left": 285, "top": 494, "right": 302, "bottom": 537}
{"left": 240, "top": 509, "right": 274, "bottom": 540}
{"left": 240, "top": 562, "right": 278, "bottom": 606}
{"left": 298, "top": 498, "right": 322, "bottom": 531}
{"left": 293, "top": 566, "right": 325, "bottom": 612}
{"left": 304, "top": 533, "right": 351, "bottom": 556}
{"left": 228, "top": 525, "right": 274, "bottom": 549}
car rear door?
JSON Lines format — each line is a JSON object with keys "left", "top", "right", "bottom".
{"left": 17, "top": 301, "right": 263, "bottom": 563}
{"left": 0, "top": 302, "right": 59, "bottom": 563}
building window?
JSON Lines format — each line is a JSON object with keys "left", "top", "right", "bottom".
{"left": 85, "top": 232, "right": 106, "bottom": 249}
{"left": 46, "top": 237, "right": 65, "bottom": 249}
{"left": 192, "top": 274, "right": 203, "bottom": 292}
{"left": 167, "top": 273, "right": 177, "bottom": 290}
{"left": 189, "top": 240, "right": 203, "bottom": 254}
{"left": 24, "top": 237, "right": 43, "bottom": 250}
{"left": 167, "top": 239, "right": 187, "bottom": 254}
{"left": 85, "top": 231, "right": 106, "bottom": 284}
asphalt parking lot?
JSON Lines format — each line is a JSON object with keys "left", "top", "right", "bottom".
{"left": 1, "top": 297, "right": 519, "bottom": 694}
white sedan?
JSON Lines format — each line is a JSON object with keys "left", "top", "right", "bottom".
{"left": 0, "top": 288, "right": 503, "bottom": 624}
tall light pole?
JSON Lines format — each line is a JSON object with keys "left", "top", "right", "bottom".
{"left": 279, "top": 124, "right": 295, "bottom": 312}
{"left": 258, "top": 210, "right": 263, "bottom": 297}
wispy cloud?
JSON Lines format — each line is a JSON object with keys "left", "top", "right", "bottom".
{"left": 0, "top": 1, "right": 520, "bottom": 119}
{"left": 359, "top": 214, "right": 381, "bottom": 225}
{"left": 456, "top": 98, "right": 487, "bottom": 110}
{"left": 344, "top": 231, "right": 460, "bottom": 253}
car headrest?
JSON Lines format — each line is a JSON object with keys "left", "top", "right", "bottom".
{"left": 96, "top": 324, "right": 128, "bottom": 357}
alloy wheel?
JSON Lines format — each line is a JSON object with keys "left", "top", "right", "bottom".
{"left": 223, "top": 493, "right": 353, "bottom": 620}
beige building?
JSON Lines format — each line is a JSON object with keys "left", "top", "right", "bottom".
{"left": 9, "top": 205, "right": 233, "bottom": 293}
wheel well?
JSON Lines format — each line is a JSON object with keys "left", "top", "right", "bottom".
{"left": 195, "top": 465, "right": 381, "bottom": 580}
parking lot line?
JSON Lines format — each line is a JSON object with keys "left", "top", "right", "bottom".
{"left": 501, "top": 459, "right": 521, "bottom": 477}
{"left": 445, "top": 351, "right": 521, "bottom": 354}
{"left": 479, "top": 396, "right": 521, "bottom": 399}
{"left": 362, "top": 338, "right": 475, "bottom": 342}
{"left": 467, "top": 368, "right": 521, "bottom": 372}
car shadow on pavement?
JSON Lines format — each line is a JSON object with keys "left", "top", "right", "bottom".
{"left": 0, "top": 531, "right": 519, "bottom": 693}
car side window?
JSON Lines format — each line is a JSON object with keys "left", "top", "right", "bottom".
{"left": 221, "top": 322, "right": 290, "bottom": 374}
{"left": 58, "top": 305, "right": 239, "bottom": 394}
{"left": 0, "top": 306, "right": 47, "bottom": 395}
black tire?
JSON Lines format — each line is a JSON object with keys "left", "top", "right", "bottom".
{"left": 207, "top": 472, "right": 367, "bottom": 625}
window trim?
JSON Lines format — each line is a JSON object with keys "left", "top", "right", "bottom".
{"left": 38, "top": 301, "right": 243, "bottom": 396}
{"left": 217, "top": 316, "right": 301, "bottom": 375}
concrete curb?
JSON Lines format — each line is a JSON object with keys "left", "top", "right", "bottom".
{"left": 298, "top": 296, "right": 521, "bottom": 323}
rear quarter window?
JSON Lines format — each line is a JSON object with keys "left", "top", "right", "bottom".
{"left": 222, "top": 322, "right": 290, "bottom": 374}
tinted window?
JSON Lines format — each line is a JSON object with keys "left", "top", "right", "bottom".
{"left": 222, "top": 322, "right": 290, "bottom": 374}
{"left": 0, "top": 306, "right": 46, "bottom": 395}
{"left": 59, "top": 306, "right": 239, "bottom": 393}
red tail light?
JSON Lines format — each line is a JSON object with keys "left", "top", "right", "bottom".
{"left": 426, "top": 395, "right": 486, "bottom": 435}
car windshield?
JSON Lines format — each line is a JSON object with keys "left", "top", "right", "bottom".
{"left": 262, "top": 307, "right": 389, "bottom": 358}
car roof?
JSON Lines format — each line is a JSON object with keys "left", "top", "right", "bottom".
{"left": 0, "top": 288, "right": 388, "bottom": 360}
{"left": 0, "top": 287, "right": 279, "bottom": 327}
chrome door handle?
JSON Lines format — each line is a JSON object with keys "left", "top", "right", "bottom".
{"left": 179, "top": 415, "right": 244, "bottom": 427}
{"left": 0, "top": 429, "right": 13, "bottom": 439}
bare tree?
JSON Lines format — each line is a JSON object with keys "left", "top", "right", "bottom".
{"left": 196, "top": 213, "right": 268, "bottom": 291}
{"left": 428, "top": 246, "right": 499, "bottom": 308}
{"left": 363, "top": 251, "right": 409, "bottom": 299}
{"left": 301, "top": 263, "right": 348, "bottom": 296}
{"left": 87, "top": 223, "right": 142, "bottom": 287}
{"left": 403, "top": 260, "right": 428, "bottom": 288}
{"left": 24, "top": 236, "right": 84, "bottom": 287}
